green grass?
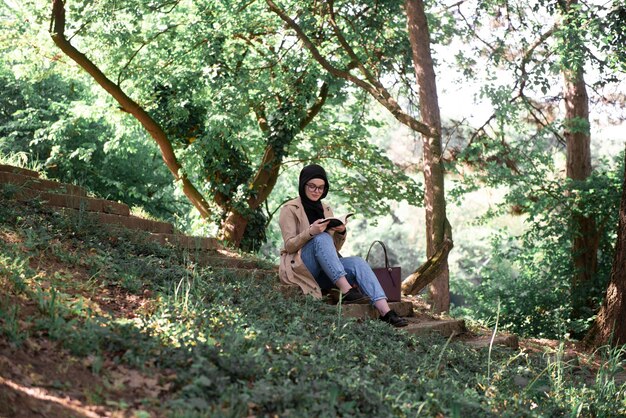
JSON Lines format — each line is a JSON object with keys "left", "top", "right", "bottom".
{"left": 1, "top": 192, "right": 625, "bottom": 417}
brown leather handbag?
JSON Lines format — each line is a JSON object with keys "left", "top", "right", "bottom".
{"left": 366, "top": 240, "right": 402, "bottom": 302}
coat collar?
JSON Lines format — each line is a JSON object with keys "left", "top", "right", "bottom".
{"left": 285, "top": 197, "right": 331, "bottom": 212}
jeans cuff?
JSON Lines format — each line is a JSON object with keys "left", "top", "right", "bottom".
{"left": 370, "top": 296, "right": 387, "bottom": 305}
{"left": 330, "top": 270, "right": 347, "bottom": 283}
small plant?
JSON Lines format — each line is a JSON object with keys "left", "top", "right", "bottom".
{"left": 120, "top": 272, "right": 143, "bottom": 294}
{"left": 0, "top": 302, "right": 27, "bottom": 344}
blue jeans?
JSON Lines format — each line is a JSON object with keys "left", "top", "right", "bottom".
{"left": 300, "top": 232, "right": 387, "bottom": 304}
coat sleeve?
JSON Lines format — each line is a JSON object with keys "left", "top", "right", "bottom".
{"left": 279, "top": 205, "right": 313, "bottom": 254}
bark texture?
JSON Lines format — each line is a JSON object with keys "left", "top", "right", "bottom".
{"left": 50, "top": 0, "right": 212, "bottom": 220}
{"left": 562, "top": 0, "right": 599, "bottom": 322}
{"left": 405, "top": 0, "right": 451, "bottom": 313}
{"left": 584, "top": 151, "right": 626, "bottom": 347}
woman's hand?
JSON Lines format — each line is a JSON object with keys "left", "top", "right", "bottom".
{"left": 329, "top": 224, "right": 346, "bottom": 233}
{"left": 308, "top": 219, "right": 330, "bottom": 236}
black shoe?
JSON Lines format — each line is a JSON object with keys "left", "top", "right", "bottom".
{"left": 339, "top": 288, "right": 370, "bottom": 304}
{"left": 380, "top": 310, "right": 409, "bottom": 327}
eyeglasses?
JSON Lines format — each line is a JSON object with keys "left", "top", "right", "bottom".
{"left": 305, "top": 183, "right": 325, "bottom": 193}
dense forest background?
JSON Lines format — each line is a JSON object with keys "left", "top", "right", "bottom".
{"left": 1, "top": 0, "right": 625, "bottom": 341}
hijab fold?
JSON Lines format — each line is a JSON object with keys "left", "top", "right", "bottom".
{"left": 298, "top": 164, "right": 329, "bottom": 225}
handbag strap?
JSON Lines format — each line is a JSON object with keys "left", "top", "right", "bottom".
{"left": 365, "top": 240, "right": 391, "bottom": 269}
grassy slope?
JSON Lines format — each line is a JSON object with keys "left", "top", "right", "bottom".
{"left": 0, "top": 190, "right": 625, "bottom": 417}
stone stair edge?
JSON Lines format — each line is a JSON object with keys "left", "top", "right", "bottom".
{"left": 403, "top": 318, "right": 467, "bottom": 338}
{"left": 462, "top": 334, "right": 520, "bottom": 349}
{"left": 0, "top": 165, "right": 287, "bottom": 282}
{"left": 149, "top": 233, "right": 222, "bottom": 251}
{"left": 50, "top": 204, "right": 272, "bottom": 270}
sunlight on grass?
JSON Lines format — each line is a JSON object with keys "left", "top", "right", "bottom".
{"left": 0, "top": 151, "right": 45, "bottom": 175}
{"left": 2, "top": 195, "right": 626, "bottom": 417}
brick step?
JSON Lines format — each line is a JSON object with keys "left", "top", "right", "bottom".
{"left": 340, "top": 301, "right": 414, "bottom": 319}
{"left": 462, "top": 334, "right": 519, "bottom": 350}
{"left": 0, "top": 164, "right": 40, "bottom": 178}
{"left": 0, "top": 171, "right": 88, "bottom": 197}
{"left": 206, "top": 266, "right": 278, "bottom": 280}
{"left": 188, "top": 253, "right": 271, "bottom": 269}
{"left": 149, "top": 233, "right": 221, "bottom": 251}
{"left": 402, "top": 318, "right": 467, "bottom": 338}
{"left": 58, "top": 207, "right": 174, "bottom": 234}
{"left": 10, "top": 187, "right": 129, "bottom": 216}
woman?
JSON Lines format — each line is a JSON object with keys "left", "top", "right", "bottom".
{"left": 278, "top": 164, "right": 408, "bottom": 327}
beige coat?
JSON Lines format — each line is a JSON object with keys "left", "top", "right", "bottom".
{"left": 278, "top": 197, "right": 346, "bottom": 299}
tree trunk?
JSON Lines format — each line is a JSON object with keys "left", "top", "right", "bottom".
{"left": 219, "top": 144, "right": 280, "bottom": 247}
{"left": 221, "top": 210, "right": 248, "bottom": 248}
{"left": 405, "top": 0, "right": 451, "bottom": 313}
{"left": 584, "top": 150, "right": 626, "bottom": 347}
{"left": 562, "top": 0, "right": 599, "bottom": 323}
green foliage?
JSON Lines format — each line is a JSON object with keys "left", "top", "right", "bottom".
{"left": 2, "top": 0, "right": 430, "bottom": 249}
{"left": 0, "top": 61, "right": 185, "bottom": 221}
{"left": 596, "top": 2, "right": 626, "bottom": 73}
{"left": 452, "top": 149, "right": 623, "bottom": 338}
{"left": 240, "top": 207, "right": 267, "bottom": 253}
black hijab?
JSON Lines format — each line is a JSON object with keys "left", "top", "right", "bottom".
{"left": 298, "top": 164, "right": 329, "bottom": 224}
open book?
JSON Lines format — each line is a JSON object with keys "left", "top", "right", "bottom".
{"left": 321, "top": 213, "right": 354, "bottom": 229}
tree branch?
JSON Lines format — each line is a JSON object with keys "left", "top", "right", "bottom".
{"left": 300, "top": 81, "right": 329, "bottom": 130}
{"left": 518, "top": 25, "right": 557, "bottom": 94}
{"left": 402, "top": 223, "right": 454, "bottom": 296}
{"left": 117, "top": 24, "right": 179, "bottom": 86}
{"left": 327, "top": 0, "right": 378, "bottom": 86}
{"left": 50, "top": 0, "right": 212, "bottom": 219}
{"left": 265, "top": 0, "right": 433, "bottom": 137}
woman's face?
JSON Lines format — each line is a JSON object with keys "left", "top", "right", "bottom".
{"left": 305, "top": 178, "right": 326, "bottom": 202}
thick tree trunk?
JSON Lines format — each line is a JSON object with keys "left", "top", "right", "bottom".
{"left": 50, "top": 0, "right": 212, "bottom": 220}
{"left": 584, "top": 151, "right": 626, "bottom": 347}
{"left": 219, "top": 83, "right": 330, "bottom": 247}
{"left": 220, "top": 144, "right": 280, "bottom": 247}
{"left": 405, "top": 0, "right": 451, "bottom": 313}
{"left": 562, "top": 0, "right": 599, "bottom": 322}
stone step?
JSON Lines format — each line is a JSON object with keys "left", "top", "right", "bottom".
{"left": 402, "top": 318, "right": 467, "bottom": 338}
{"left": 0, "top": 164, "right": 40, "bottom": 178}
{"left": 0, "top": 171, "right": 87, "bottom": 197}
{"left": 462, "top": 334, "right": 519, "bottom": 350}
{"left": 10, "top": 187, "right": 129, "bottom": 216}
{"left": 58, "top": 207, "right": 174, "bottom": 234}
{"left": 95, "top": 212, "right": 173, "bottom": 234}
{"left": 340, "top": 301, "right": 414, "bottom": 319}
